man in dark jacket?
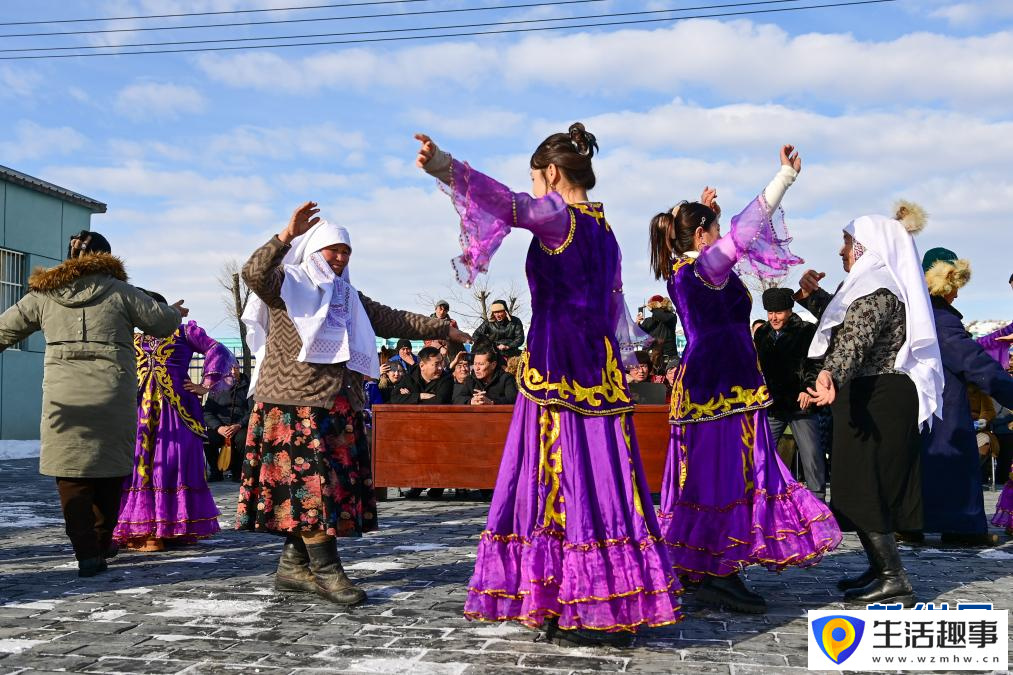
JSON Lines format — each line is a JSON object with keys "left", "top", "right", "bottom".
{"left": 472, "top": 299, "right": 525, "bottom": 358}
{"left": 390, "top": 346, "right": 453, "bottom": 404}
{"left": 638, "top": 294, "right": 680, "bottom": 363}
{"left": 203, "top": 364, "right": 251, "bottom": 482}
{"left": 453, "top": 343, "right": 518, "bottom": 405}
{"left": 753, "top": 288, "right": 825, "bottom": 500}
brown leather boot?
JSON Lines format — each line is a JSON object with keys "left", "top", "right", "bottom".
{"left": 305, "top": 539, "right": 367, "bottom": 606}
{"left": 275, "top": 535, "right": 316, "bottom": 594}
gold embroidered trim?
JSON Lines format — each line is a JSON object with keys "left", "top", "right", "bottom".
{"left": 468, "top": 575, "right": 680, "bottom": 604}
{"left": 620, "top": 413, "right": 646, "bottom": 519}
{"left": 669, "top": 363, "right": 771, "bottom": 423}
{"left": 518, "top": 338, "right": 631, "bottom": 411}
{"left": 478, "top": 528, "right": 666, "bottom": 552}
{"left": 693, "top": 264, "right": 730, "bottom": 290}
{"left": 511, "top": 193, "right": 517, "bottom": 228}
{"left": 570, "top": 202, "right": 610, "bottom": 231}
{"left": 671, "top": 256, "right": 695, "bottom": 276}
{"left": 740, "top": 416, "right": 756, "bottom": 493}
{"left": 538, "top": 408, "right": 565, "bottom": 529}
{"left": 540, "top": 207, "right": 576, "bottom": 255}
{"left": 463, "top": 609, "right": 683, "bottom": 633}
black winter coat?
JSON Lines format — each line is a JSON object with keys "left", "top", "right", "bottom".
{"left": 640, "top": 308, "right": 680, "bottom": 361}
{"left": 389, "top": 370, "right": 453, "bottom": 404}
{"left": 453, "top": 368, "right": 518, "bottom": 405}
{"left": 473, "top": 317, "right": 525, "bottom": 357}
{"left": 753, "top": 313, "right": 819, "bottom": 416}
{"left": 203, "top": 374, "right": 252, "bottom": 431}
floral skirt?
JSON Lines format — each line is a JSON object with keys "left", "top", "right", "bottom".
{"left": 464, "top": 396, "right": 682, "bottom": 633}
{"left": 659, "top": 409, "right": 841, "bottom": 581}
{"left": 235, "top": 395, "right": 376, "bottom": 537}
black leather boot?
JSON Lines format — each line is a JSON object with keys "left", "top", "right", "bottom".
{"left": 837, "top": 531, "right": 878, "bottom": 592}
{"left": 695, "top": 573, "right": 767, "bottom": 614}
{"left": 544, "top": 617, "right": 633, "bottom": 648}
{"left": 305, "top": 539, "right": 367, "bottom": 606}
{"left": 78, "top": 557, "right": 108, "bottom": 578}
{"left": 275, "top": 535, "right": 316, "bottom": 594}
{"left": 844, "top": 531, "right": 915, "bottom": 607}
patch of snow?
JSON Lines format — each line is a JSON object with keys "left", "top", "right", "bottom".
{"left": 468, "top": 623, "right": 528, "bottom": 637}
{"left": 90, "top": 609, "right": 128, "bottom": 620}
{"left": 0, "top": 639, "right": 46, "bottom": 654}
{"left": 151, "top": 598, "right": 268, "bottom": 625}
{"left": 152, "top": 634, "right": 206, "bottom": 642}
{"left": 347, "top": 657, "right": 464, "bottom": 675}
{"left": 344, "top": 561, "right": 405, "bottom": 571}
{"left": 169, "top": 555, "right": 222, "bottom": 564}
{"left": 394, "top": 543, "right": 446, "bottom": 552}
{"left": 977, "top": 549, "right": 1013, "bottom": 559}
{"left": 114, "top": 587, "right": 152, "bottom": 595}
{"left": 0, "top": 440, "right": 40, "bottom": 460}
{"left": 5, "top": 599, "right": 60, "bottom": 610}
{"left": 0, "top": 502, "right": 63, "bottom": 528}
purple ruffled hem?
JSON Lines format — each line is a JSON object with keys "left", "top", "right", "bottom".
{"left": 731, "top": 195, "right": 803, "bottom": 281}
{"left": 659, "top": 482, "right": 841, "bottom": 581}
{"left": 991, "top": 481, "right": 1013, "bottom": 528}
{"left": 113, "top": 486, "right": 222, "bottom": 541}
{"left": 464, "top": 530, "right": 683, "bottom": 632}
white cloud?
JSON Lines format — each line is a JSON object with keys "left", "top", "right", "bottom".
{"left": 408, "top": 108, "right": 526, "bottom": 140}
{"left": 198, "top": 20, "right": 1013, "bottom": 110}
{"left": 0, "top": 67, "right": 41, "bottom": 99}
{"left": 44, "top": 163, "right": 272, "bottom": 201}
{"left": 114, "top": 82, "right": 206, "bottom": 120}
{"left": 929, "top": 1, "right": 1013, "bottom": 26}
{"left": 206, "top": 123, "right": 366, "bottom": 162}
{"left": 0, "top": 121, "right": 87, "bottom": 163}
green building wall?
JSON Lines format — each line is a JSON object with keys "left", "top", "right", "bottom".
{"left": 0, "top": 181, "right": 96, "bottom": 440}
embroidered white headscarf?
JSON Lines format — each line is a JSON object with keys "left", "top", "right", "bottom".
{"left": 808, "top": 214, "right": 943, "bottom": 428}
{"left": 243, "top": 221, "right": 379, "bottom": 397}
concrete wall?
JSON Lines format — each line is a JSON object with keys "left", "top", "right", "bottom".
{"left": 0, "top": 181, "right": 94, "bottom": 440}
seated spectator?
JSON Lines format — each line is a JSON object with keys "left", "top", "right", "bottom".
{"left": 473, "top": 299, "right": 525, "bottom": 358}
{"left": 663, "top": 357, "right": 680, "bottom": 402}
{"left": 390, "top": 346, "right": 452, "bottom": 404}
{"left": 450, "top": 351, "right": 470, "bottom": 386}
{"left": 378, "top": 361, "right": 406, "bottom": 403}
{"left": 627, "top": 351, "right": 652, "bottom": 384}
{"left": 203, "top": 364, "right": 251, "bottom": 483}
{"left": 389, "top": 338, "right": 418, "bottom": 373}
{"left": 453, "top": 343, "right": 519, "bottom": 405}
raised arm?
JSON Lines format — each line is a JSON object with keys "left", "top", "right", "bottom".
{"left": 184, "top": 321, "right": 238, "bottom": 392}
{"left": 121, "top": 285, "right": 182, "bottom": 338}
{"left": 940, "top": 316, "right": 1013, "bottom": 409}
{"left": 697, "top": 145, "right": 802, "bottom": 287}
{"left": 415, "top": 133, "right": 571, "bottom": 286}
{"left": 977, "top": 321, "right": 1013, "bottom": 369}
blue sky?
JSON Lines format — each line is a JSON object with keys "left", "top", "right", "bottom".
{"left": 2, "top": 0, "right": 1012, "bottom": 336}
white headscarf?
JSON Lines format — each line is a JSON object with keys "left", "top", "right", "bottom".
{"left": 808, "top": 214, "right": 943, "bottom": 429}
{"left": 243, "top": 221, "right": 380, "bottom": 397}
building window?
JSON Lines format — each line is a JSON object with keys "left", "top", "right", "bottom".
{"left": 0, "top": 248, "right": 26, "bottom": 350}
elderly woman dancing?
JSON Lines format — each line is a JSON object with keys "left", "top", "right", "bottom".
{"left": 802, "top": 203, "right": 944, "bottom": 607}
{"left": 238, "top": 202, "right": 468, "bottom": 605}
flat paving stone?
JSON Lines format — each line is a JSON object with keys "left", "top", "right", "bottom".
{"left": 1, "top": 457, "right": 1012, "bottom": 673}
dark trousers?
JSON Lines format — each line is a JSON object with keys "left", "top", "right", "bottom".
{"left": 55, "top": 476, "right": 126, "bottom": 560}
{"left": 206, "top": 429, "right": 246, "bottom": 481}
{"left": 768, "top": 411, "right": 826, "bottom": 499}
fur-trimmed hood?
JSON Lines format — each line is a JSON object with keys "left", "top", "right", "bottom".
{"left": 28, "top": 253, "right": 128, "bottom": 308}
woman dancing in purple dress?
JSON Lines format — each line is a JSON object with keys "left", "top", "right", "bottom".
{"left": 648, "top": 146, "right": 841, "bottom": 613}
{"left": 416, "top": 124, "right": 681, "bottom": 646}
{"left": 115, "top": 295, "right": 236, "bottom": 551}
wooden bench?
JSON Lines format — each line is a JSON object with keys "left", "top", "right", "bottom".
{"left": 371, "top": 404, "right": 672, "bottom": 493}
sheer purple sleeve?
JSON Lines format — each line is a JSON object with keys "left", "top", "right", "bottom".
{"left": 697, "top": 194, "right": 804, "bottom": 287}
{"left": 446, "top": 159, "right": 570, "bottom": 287}
{"left": 977, "top": 322, "right": 1013, "bottom": 369}
{"left": 184, "top": 321, "right": 238, "bottom": 393}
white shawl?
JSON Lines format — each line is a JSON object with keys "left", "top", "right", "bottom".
{"left": 243, "top": 221, "right": 380, "bottom": 397}
{"left": 808, "top": 214, "right": 943, "bottom": 428}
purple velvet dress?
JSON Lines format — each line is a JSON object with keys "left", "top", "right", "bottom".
{"left": 981, "top": 322, "right": 1013, "bottom": 528}
{"left": 445, "top": 160, "right": 681, "bottom": 633}
{"left": 114, "top": 321, "right": 235, "bottom": 542}
{"left": 658, "top": 196, "right": 842, "bottom": 580}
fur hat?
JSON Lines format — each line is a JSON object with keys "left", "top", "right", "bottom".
{"left": 489, "top": 300, "right": 510, "bottom": 319}
{"left": 647, "top": 294, "right": 672, "bottom": 310}
{"left": 761, "top": 287, "right": 795, "bottom": 312}
{"left": 922, "top": 247, "right": 971, "bottom": 297}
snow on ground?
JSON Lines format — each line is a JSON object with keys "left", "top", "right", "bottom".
{"left": 0, "top": 502, "right": 63, "bottom": 529}
{"left": 0, "top": 441, "right": 39, "bottom": 460}
{"left": 151, "top": 598, "right": 269, "bottom": 625}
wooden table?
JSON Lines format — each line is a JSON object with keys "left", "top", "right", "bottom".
{"left": 371, "top": 404, "right": 672, "bottom": 493}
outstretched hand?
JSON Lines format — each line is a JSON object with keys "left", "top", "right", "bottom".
{"left": 448, "top": 326, "right": 472, "bottom": 344}
{"left": 807, "top": 370, "right": 836, "bottom": 406}
{"left": 279, "top": 201, "right": 320, "bottom": 244}
{"left": 415, "top": 133, "right": 439, "bottom": 169}
{"left": 171, "top": 300, "right": 189, "bottom": 318}
{"left": 795, "top": 269, "right": 825, "bottom": 300}
{"left": 780, "top": 144, "right": 802, "bottom": 173}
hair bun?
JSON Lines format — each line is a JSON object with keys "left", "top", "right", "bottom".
{"left": 568, "top": 122, "right": 598, "bottom": 158}
{"left": 894, "top": 199, "right": 927, "bottom": 234}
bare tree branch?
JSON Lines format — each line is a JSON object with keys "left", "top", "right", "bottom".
{"left": 218, "top": 259, "right": 253, "bottom": 375}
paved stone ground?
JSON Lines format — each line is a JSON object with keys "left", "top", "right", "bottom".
{"left": 0, "top": 456, "right": 1011, "bottom": 674}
